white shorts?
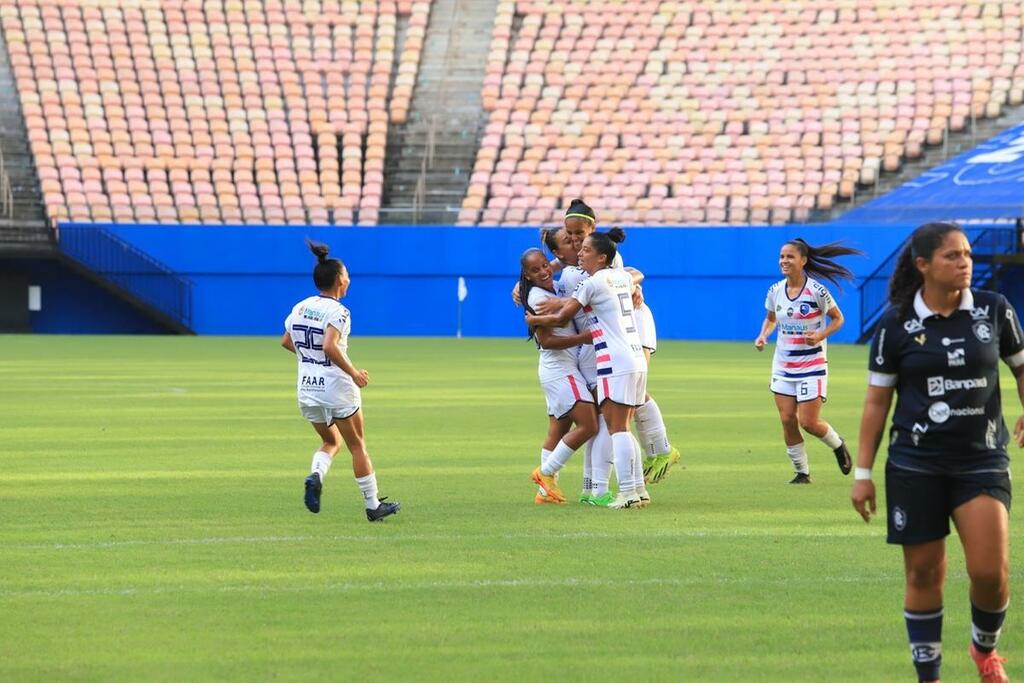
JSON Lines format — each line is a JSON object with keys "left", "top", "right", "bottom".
{"left": 577, "top": 345, "right": 598, "bottom": 390}
{"left": 771, "top": 376, "right": 828, "bottom": 403}
{"left": 596, "top": 371, "right": 648, "bottom": 407}
{"left": 300, "top": 402, "right": 361, "bottom": 424}
{"left": 635, "top": 303, "right": 657, "bottom": 352}
{"left": 541, "top": 372, "right": 594, "bottom": 419}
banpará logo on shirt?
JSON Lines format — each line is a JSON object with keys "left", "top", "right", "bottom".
{"left": 927, "top": 401, "right": 986, "bottom": 424}
{"left": 926, "top": 376, "right": 989, "bottom": 397}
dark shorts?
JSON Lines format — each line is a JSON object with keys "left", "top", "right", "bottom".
{"left": 885, "top": 464, "right": 1012, "bottom": 545}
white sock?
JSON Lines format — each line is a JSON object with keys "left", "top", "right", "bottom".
{"left": 311, "top": 450, "right": 332, "bottom": 480}
{"left": 787, "top": 443, "right": 809, "bottom": 474}
{"left": 631, "top": 433, "right": 646, "bottom": 492}
{"left": 634, "top": 398, "right": 671, "bottom": 457}
{"left": 611, "top": 432, "right": 636, "bottom": 492}
{"left": 539, "top": 447, "right": 552, "bottom": 495}
{"left": 541, "top": 439, "right": 575, "bottom": 476}
{"left": 582, "top": 438, "right": 594, "bottom": 494}
{"left": 355, "top": 473, "right": 380, "bottom": 510}
{"left": 591, "top": 417, "right": 612, "bottom": 495}
{"left": 819, "top": 425, "right": 843, "bottom": 449}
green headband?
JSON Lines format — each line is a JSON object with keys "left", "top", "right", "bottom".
{"left": 565, "top": 213, "right": 595, "bottom": 223}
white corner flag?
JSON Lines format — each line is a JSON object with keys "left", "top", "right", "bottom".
{"left": 456, "top": 277, "right": 468, "bottom": 338}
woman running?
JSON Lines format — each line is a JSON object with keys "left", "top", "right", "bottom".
{"left": 281, "top": 240, "right": 400, "bottom": 522}
{"left": 527, "top": 231, "right": 649, "bottom": 509}
{"left": 754, "top": 238, "right": 857, "bottom": 483}
{"left": 853, "top": 222, "right": 1024, "bottom": 683}
{"left": 519, "top": 247, "right": 598, "bottom": 503}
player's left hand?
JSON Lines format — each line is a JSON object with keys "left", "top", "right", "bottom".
{"left": 805, "top": 331, "right": 825, "bottom": 346}
{"left": 1013, "top": 415, "right": 1024, "bottom": 447}
{"left": 632, "top": 285, "right": 644, "bottom": 309}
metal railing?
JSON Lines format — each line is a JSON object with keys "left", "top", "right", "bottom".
{"left": 858, "top": 224, "right": 1020, "bottom": 341}
{"left": 0, "top": 146, "right": 14, "bottom": 221}
{"left": 57, "top": 224, "right": 193, "bottom": 330}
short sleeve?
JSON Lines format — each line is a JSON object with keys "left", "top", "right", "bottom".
{"left": 284, "top": 312, "right": 293, "bottom": 332}
{"left": 999, "top": 296, "right": 1024, "bottom": 368}
{"left": 572, "top": 277, "right": 594, "bottom": 308}
{"left": 326, "top": 305, "right": 349, "bottom": 333}
{"left": 764, "top": 285, "right": 774, "bottom": 312}
{"left": 867, "top": 309, "right": 900, "bottom": 386}
{"left": 816, "top": 283, "right": 837, "bottom": 313}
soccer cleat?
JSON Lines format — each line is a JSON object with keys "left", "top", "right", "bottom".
{"left": 833, "top": 440, "right": 852, "bottom": 475}
{"left": 536, "top": 493, "right": 565, "bottom": 505}
{"left": 578, "top": 491, "right": 594, "bottom": 504}
{"left": 531, "top": 467, "right": 566, "bottom": 502}
{"left": 970, "top": 644, "right": 1009, "bottom": 683}
{"left": 608, "top": 490, "right": 643, "bottom": 509}
{"left": 366, "top": 497, "right": 401, "bottom": 522}
{"left": 636, "top": 487, "right": 651, "bottom": 508}
{"left": 789, "top": 472, "right": 812, "bottom": 484}
{"left": 304, "top": 472, "right": 322, "bottom": 513}
{"left": 648, "top": 447, "right": 682, "bottom": 484}
{"left": 588, "top": 491, "right": 617, "bottom": 507}
{"left": 642, "top": 456, "right": 658, "bottom": 482}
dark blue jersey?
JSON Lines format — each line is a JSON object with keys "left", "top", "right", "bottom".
{"left": 868, "top": 289, "right": 1024, "bottom": 474}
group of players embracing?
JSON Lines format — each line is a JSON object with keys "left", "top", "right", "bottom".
{"left": 516, "top": 198, "right": 681, "bottom": 509}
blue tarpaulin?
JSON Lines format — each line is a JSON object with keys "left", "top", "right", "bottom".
{"left": 839, "top": 121, "right": 1024, "bottom": 224}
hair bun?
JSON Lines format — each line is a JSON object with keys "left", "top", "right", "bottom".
{"left": 606, "top": 226, "right": 626, "bottom": 243}
{"left": 306, "top": 239, "right": 330, "bottom": 263}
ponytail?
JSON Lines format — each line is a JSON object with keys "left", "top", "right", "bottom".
{"left": 306, "top": 238, "right": 345, "bottom": 290}
{"left": 786, "top": 238, "right": 861, "bottom": 288}
{"left": 888, "top": 222, "right": 964, "bottom": 315}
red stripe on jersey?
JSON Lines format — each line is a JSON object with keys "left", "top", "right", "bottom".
{"left": 567, "top": 375, "right": 582, "bottom": 401}
{"left": 583, "top": 305, "right": 593, "bottom": 313}
{"left": 596, "top": 354, "right": 612, "bottom": 363}
{"left": 602, "top": 377, "right": 610, "bottom": 399}
{"left": 793, "top": 311, "right": 822, "bottom": 321}
{"left": 781, "top": 357, "right": 827, "bottom": 369}
{"left": 591, "top": 328, "right": 604, "bottom": 339}
{"left": 817, "top": 379, "right": 822, "bottom": 396}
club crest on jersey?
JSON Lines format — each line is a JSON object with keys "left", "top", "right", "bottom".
{"left": 971, "top": 306, "right": 990, "bottom": 320}
{"left": 786, "top": 307, "right": 794, "bottom": 317}
{"left": 799, "top": 303, "right": 810, "bottom": 315}
{"left": 973, "top": 321, "right": 993, "bottom": 343}
{"left": 904, "top": 318, "right": 925, "bottom": 333}
{"left": 914, "top": 334, "right": 927, "bottom": 346}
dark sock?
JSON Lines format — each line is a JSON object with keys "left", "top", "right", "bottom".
{"left": 905, "top": 607, "right": 943, "bottom": 682}
{"left": 971, "top": 601, "right": 1008, "bottom": 654}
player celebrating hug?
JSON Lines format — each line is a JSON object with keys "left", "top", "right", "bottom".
{"left": 755, "top": 238, "right": 858, "bottom": 483}
{"left": 853, "top": 222, "right": 1024, "bottom": 683}
{"left": 527, "top": 232, "right": 649, "bottom": 509}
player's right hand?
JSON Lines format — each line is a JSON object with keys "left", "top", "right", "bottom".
{"left": 511, "top": 282, "right": 521, "bottom": 306}
{"left": 851, "top": 480, "right": 876, "bottom": 523}
{"left": 353, "top": 369, "right": 370, "bottom": 387}
{"left": 533, "top": 298, "right": 562, "bottom": 315}
{"left": 754, "top": 336, "right": 766, "bottom": 351}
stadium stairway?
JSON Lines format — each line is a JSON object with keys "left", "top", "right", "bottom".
{"left": 381, "top": 0, "right": 497, "bottom": 224}
{"left": 0, "top": 24, "right": 49, "bottom": 249}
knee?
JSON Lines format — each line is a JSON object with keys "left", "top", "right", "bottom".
{"left": 798, "top": 417, "right": 819, "bottom": 433}
{"left": 906, "top": 563, "right": 945, "bottom": 592}
{"left": 969, "top": 562, "right": 1009, "bottom": 593}
{"left": 780, "top": 413, "right": 798, "bottom": 430}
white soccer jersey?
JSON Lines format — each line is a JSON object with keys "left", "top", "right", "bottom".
{"left": 572, "top": 268, "right": 646, "bottom": 378}
{"left": 556, "top": 265, "right": 591, "bottom": 334}
{"left": 284, "top": 295, "right": 356, "bottom": 407}
{"left": 527, "top": 286, "right": 582, "bottom": 382}
{"left": 765, "top": 276, "right": 837, "bottom": 381}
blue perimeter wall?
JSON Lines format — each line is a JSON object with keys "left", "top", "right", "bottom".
{"left": 34, "top": 223, "right": 916, "bottom": 342}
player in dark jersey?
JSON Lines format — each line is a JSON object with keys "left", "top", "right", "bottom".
{"left": 852, "top": 222, "right": 1024, "bottom": 683}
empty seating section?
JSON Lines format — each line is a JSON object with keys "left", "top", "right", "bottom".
{"left": 1, "top": 0, "right": 431, "bottom": 225}
{"left": 460, "top": 0, "right": 1024, "bottom": 226}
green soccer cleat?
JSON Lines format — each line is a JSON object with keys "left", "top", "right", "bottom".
{"left": 641, "top": 456, "right": 658, "bottom": 482}
{"left": 648, "top": 447, "right": 682, "bottom": 484}
{"left": 588, "top": 491, "right": 617, "bottom": 507}
{"left": 578, "top": 491, "right": 594, "bottom": 504}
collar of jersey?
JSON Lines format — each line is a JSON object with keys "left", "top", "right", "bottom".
{"left": 913, "top": 287, "right": 973, "bottom": 320}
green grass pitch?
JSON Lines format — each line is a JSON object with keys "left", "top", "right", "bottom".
{"left": 1, "top": 335, "right": 1021, "bottom": 681}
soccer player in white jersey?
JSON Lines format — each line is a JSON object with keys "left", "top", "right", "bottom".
{"left": 558, "top": 200, "right": 681, "bottom": 485}
{"left": 754, "top": 238, "right": 859, "bottom": 483}
{"left": 281, "top": 241, "right": 400, "bottom": 521}
{"left": 527, "top": 231, "right": 650, "bottom": 509}
{"left": 519, "top": 248, "right": 599, "bottom": 504}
